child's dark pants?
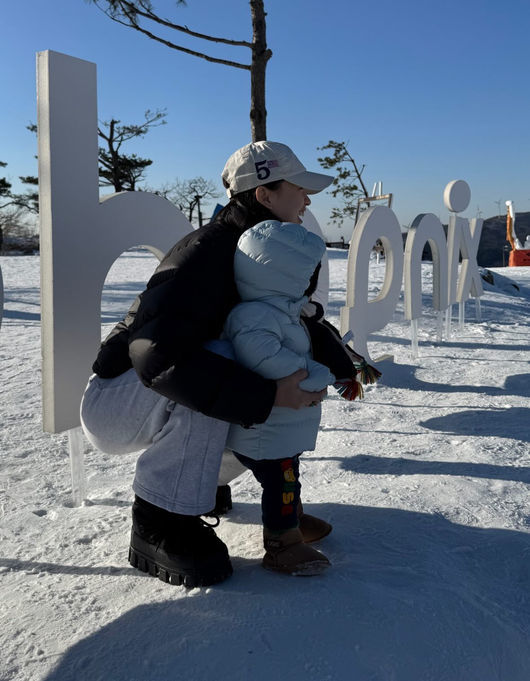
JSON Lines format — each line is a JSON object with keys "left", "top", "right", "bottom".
{"left": 234, "top": 453, "right": 301, "bottom": 532}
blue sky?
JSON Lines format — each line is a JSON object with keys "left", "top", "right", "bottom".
{"left": 2, "top": 0, "right": 530, "bottom": 240}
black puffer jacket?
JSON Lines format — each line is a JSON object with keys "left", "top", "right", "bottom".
{"left": 93, "top": 207, "right": 276, "bottom": 427}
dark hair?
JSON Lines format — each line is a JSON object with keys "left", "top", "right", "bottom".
{"left": 214, "top": 180, "right": 284, "bottom": 231}
{"left": 304, "top": 262, "right": 322, "bottom": 297}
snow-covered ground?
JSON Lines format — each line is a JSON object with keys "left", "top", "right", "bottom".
{"left": 1, "top": 250, "right": 529, "bottom": 681}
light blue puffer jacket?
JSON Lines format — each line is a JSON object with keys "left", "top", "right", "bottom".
{"left": 224, "top": 220, "right": 335, "bottom": 460}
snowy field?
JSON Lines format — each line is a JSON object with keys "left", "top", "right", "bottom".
{"left": 1, "top": 249, "right": 529, "bottom": 681}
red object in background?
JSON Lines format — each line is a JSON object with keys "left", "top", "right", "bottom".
{"left": 509, "top": 249, "right": 530, "bottom": 266}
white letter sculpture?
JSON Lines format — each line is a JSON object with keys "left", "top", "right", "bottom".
{"left": 444, "top": 180, "right": 483, "bottom": 332}
{"left": 38, "top": 51, "right": 192, "bottom": 503}
{"left": 340, "top": 205, "right": 404, "bottom": 361}
{"left": 404, "top": 212, "right": 449, "bottom": 351}
{"left": 404, "top": 213, "right": 449, "bottom": 320}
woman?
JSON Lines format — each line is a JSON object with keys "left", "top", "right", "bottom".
{"left": 81, "top": 141, "right": 334, "bottom": 588}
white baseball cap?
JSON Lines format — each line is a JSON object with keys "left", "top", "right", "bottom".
{"left": 222, "top": 141, "right": 334, "bottom": 197}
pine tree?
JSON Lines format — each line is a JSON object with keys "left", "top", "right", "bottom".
{"left": 317, "top": 141, "right": 369, "bottom": 228}
{"left": 97, "top": 109, "right": 166, "bottom": 192}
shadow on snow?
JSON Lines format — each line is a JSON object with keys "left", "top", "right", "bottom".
{"left": 339, "top": 454, "right": 530, "bottom": 482}
{"left": 36, "top": 503, "right": 530, "bottom": 681}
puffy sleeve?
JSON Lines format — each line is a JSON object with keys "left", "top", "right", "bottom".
{"left": 225, "top": 303, "right": 335, "bottom": 391}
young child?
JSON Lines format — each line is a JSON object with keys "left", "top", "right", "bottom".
{"left": 222, "top": 220, "right": 337, "bottom": 576}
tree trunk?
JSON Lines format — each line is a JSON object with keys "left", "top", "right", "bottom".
{"left": 108, "top": 120, "right": 123, "bottom": 192}
{"left": 249, "top": 0, "right": 271, "bottom": 141}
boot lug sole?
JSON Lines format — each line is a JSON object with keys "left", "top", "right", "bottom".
{"left": 128, "top": 544, "right": 233, "bottom": 588}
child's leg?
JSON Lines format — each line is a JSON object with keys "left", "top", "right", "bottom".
{"left": 233, "top": 452, "right": 330, "bottom": 576}
{"left": 234, "top": 453, "right": 301, "bottom": 532}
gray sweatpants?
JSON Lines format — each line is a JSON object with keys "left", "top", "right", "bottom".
{"left": 80, "top": 369, "right": 245, "bottom": 515}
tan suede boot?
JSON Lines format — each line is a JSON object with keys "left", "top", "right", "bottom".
{"left": 262, "top": 527, "right": 331, "bottom": 576}
{"left": 298, "top": 501, "right": 332, "bottom": 543}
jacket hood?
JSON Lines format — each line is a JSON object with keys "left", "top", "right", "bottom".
{"left": 234, "top": 220, "right": 325, "bottom": 304}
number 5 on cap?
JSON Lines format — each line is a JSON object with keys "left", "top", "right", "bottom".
{"left": 255, "top": 160, "right": 271, "bottom": 180}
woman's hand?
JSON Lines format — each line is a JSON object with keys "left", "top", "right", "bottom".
{"left": 274, "top": 369, "right": 327, "bottom": 409}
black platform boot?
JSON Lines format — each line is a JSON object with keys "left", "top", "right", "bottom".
{"left": 129, "top": 496, "right": 233, "bottom": 588}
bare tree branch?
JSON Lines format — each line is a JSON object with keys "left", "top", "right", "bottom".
{"left": 105, "top": 0, "right": 253, "bottom": 47}
{"left": 89, "top": 0, "right": 270, "bottom": 139}
{"left": 93, "top": 0, "right": 251, "bottom": 70}
{"left": 122, "top": 18, "right": 250, "bottom": 70}
{"left": 157, "top": 176, "right": 221, "bottom": 226}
